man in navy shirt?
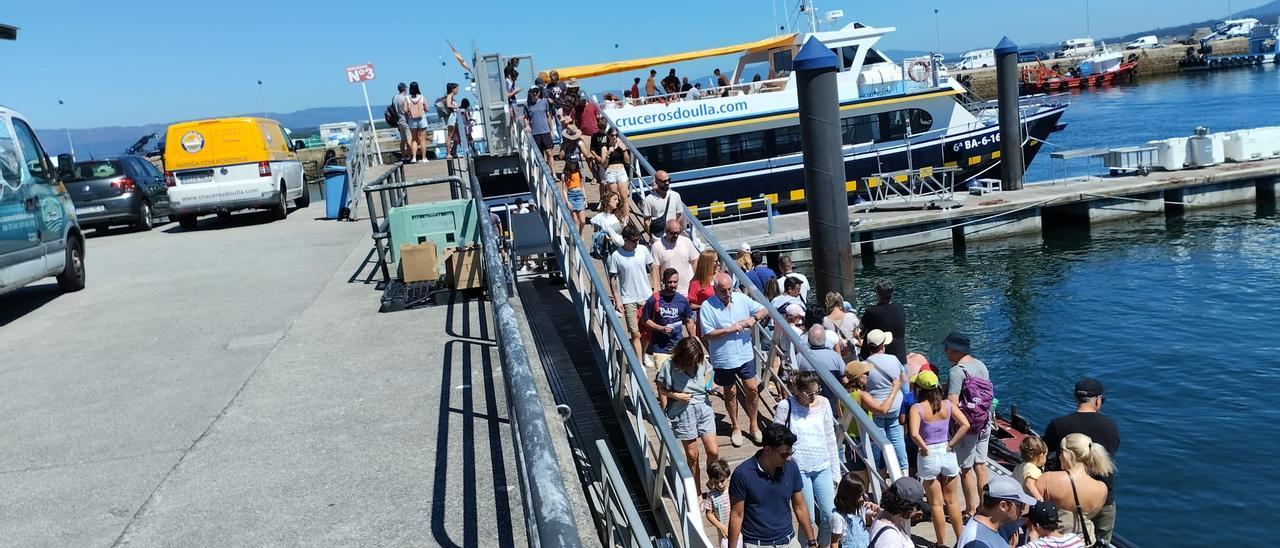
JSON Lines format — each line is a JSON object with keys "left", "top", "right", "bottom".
{"left": 642, "top": 268, "right": 696, "bottom": 367}
{"left": 728, "top": 423, "right": 818, "bottom": 548}
{"left": 744, "top": 250, "right": 777, "bottom": 295}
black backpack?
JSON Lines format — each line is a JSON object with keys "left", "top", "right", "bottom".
{"left": 384, "top": 104, "right": 399, "bottom": 126}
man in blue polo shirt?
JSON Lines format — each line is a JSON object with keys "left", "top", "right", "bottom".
{"left": 700, "top": 272, "right": 769, "bottom": 447}
{"left": 728, "top": 422, "right": 818, "bottom": 548}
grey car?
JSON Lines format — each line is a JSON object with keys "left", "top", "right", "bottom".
{"left": 67, "top": 155, "right": 172, "bottom": 232}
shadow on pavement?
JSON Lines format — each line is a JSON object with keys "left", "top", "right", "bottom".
{"left": 161, "top": 207, "right": 300, "bottom": 233}
{"left": 0, "top": 283, "right": 63, "bottom": 327}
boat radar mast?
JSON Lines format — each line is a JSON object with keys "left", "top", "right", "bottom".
{"left": 797, "top": 0, "right": 841, "bottom": 33}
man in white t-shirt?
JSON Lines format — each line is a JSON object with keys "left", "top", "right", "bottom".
{"left": 609, "top": 224, "right": 655, "bottom": 361}
{"left": 770, "top": 255, "right": 810, "bottom": 303}
{"left": 643, "top": 170, "right": 686, "bottom": 231}
{"left": 649, "top": 219, "right": 699, "bottom": 295}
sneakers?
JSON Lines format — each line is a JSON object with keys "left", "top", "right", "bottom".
{"left": 643, "top": 354, "right": 655, "bottom": 369}
{"left": 730, "top": 430, "right": 744, "bottom": 447}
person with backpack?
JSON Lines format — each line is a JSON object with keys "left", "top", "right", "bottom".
{"left": 943, "top": 331, "right": 995, "bottom": 521}
{"left": 866, "top": 477, "right": 924, "bottom": 548}
{"left": 402, "top": 82, "right": 429, "bottom": 163}
{"left": 389, "top": 83, "right": 409, "bottom": 159}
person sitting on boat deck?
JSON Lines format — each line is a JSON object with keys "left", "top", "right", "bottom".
{"left": 596, "top": 129, "right": 632, "bottom": 219}
{"left": 749, "top": 74, "right": 764, "bottom": 94}
{"left": 643, "top": 170, "right": 686, "bottom": 233}
{"left": 523, "top": 87, "right": 556, "bottom": 171}
{"left": 645, "top": 69, "right": 658, "bottom": 99}
{"left": 651, "top": 219, "right": 700, "bottom": 295}
{"left": 727, "top": 422, "right": 818, "bottom": 548}
{"left": 822, "top": 292, "right": 860, "bottom": 362}
{"left": 1015, "top": 435, "right": 1049, "bottom": 501}
{"left": 773, "top": 371, "right": 841, "bottom": 548}
{"left": 771, "top": 256, "right": 810, "bottom": 304}
{"left": 699, "top": 272, "right": 768, "bottom": 447}
{"left": 841, "top": 360, "right": 901, "bottom": 484}
{"left": 907, "top": 370, "right": 970, "bottom": 547}
{"left": 714, "top": 68, "right": 731, "bottom": 97}
{"left": 1023, "top": 501, "right": 1086, "bottom": 548}
{"left": 770, "top": 275, "right": 805, "bottom": 314}
{"left": 560, "top": 160, "right": 586, "bottom": 234}
{"left": 862, "top": 329, "right": 909, "bottom": 478}
{"left": 1041, "top": 377, "right": 1119, "bottom": 543}
{"left": 608, "top": 224, "right": 655, "bottom": 363}
{"left": 1036, "top": 433, "right": 1114, "bottom": 544}
{"left": 859, "top": 279, "right": 907, "bottom": 363}
{"left": 662, "top": 68, "right": 681, "bottom": 96}
{"left": 943, "top": 331, "right": 995, "bottom": 522}
{"left": 655, "top": 336, "right": 719, "bottom": 493}
{"left": 687, "top": 82, "right": 703, "bottom": 101}
{"left": 681, "top": 76, "right": 693, "bottom": 95}
{"left": 744, "top": 251, "right": 776, "bottom": 295}
{"left": 866, "top": 476, "right": 924, "bottom": 548}
{"left": 956, "top": 475, "right": 1036, "bottom": 548}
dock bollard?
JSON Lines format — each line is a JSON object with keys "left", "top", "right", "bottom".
{"left": 995, "top": 36, "right": 1026, "bottom": 191}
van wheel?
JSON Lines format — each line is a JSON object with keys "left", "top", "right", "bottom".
{"left": 134, "top": 201, "right": 154, "bottom": 231}
{"left": 178, "top": 215, "right": 198, "bottom": 230}
{"left": 272, "top": 183, "right": 288, "bottom": 220}
{"left": 295, "top": 181, "right": 311, "bottom": 208}
{"left": 56, "top": 237, "right": 86, "bottom": 292}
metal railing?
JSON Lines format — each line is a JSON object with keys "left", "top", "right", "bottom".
{"left": 514, "top": 125, "right": 712, "bottom": 547}
{"left": 696, "top": 194, "right": 776, "bottom": 234}
{"left": 461, "top": 152, "right": 585, "bottom": 548}
{"left": 595, "top": 440, "right": 655, "bottom": 548}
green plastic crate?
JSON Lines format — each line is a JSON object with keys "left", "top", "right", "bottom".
{"left": 387, "top": 199, "right": 478, "bottom": 272}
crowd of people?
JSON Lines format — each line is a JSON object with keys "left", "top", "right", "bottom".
{"left": 604, "top": 66, "right": 769, "bottom": 107}
{"left": 510, "top": 71, "right": 1120, "bottom": 548}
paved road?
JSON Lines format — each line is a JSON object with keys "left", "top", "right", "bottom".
{"left": 0, "top": 203, "right": 524, "bottom": 546}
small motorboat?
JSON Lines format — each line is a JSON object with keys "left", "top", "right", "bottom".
{"left": 1021, "top": 49, "right": 1138, "bottom": 94}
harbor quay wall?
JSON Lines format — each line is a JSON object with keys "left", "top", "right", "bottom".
{"left": 954, "top": 38, "right": 1250, "bottom": 97}
{"left": 721, "top": 161, "right": 1280, "bottom": 263}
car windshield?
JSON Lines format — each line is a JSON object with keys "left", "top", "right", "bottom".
{"left": 69, "top": 160, "right": 124, "bottom": 181}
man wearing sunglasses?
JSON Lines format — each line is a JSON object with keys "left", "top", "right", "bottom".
{"left": 728, "top": 423, "right": 818, "bottom": 548}
{"left": 957, "top": 475, "right": 1036, "bottom": 548}
{"left": 642, "top": 170, "right": 686, "bottom": 235}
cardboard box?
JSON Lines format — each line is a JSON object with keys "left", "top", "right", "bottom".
{"left": 444, "top": 245, "right": 484, "bottom": 290}
{"left": 399, "top": 242, "right": 440, "bottom": 283}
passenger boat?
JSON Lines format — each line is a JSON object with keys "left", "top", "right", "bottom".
{"left": 1020, "top": 49, "right": 1138, "bottom": 94}
{"left": 551, "top": 21, "right": 1069, "bottom": 214}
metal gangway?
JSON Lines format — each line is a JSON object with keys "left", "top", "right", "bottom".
{"left": 490, "top": 95, "right": 905, "bottom": 546}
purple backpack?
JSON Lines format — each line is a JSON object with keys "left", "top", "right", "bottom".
{"left": 957, "top": 365, "right": 994, "bottom": 427}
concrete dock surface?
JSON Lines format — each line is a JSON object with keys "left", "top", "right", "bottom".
{"left": 0, "top": 201, "right": 523, "bottom": 546}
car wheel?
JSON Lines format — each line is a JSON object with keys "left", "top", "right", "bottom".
{"left": 135, "top": 201, "right": 154, "bottom": 231}
{"left": 272, "top": 183, "right": 288, "bottom": 220}
{"left": 178, "top": 215, "right": 198, "bottom": 230}
{"left": 56, "top": 237, "right": 86, "bottom": 292}
{"left": 295, "top": 181, "right": 311, "bottom": 208}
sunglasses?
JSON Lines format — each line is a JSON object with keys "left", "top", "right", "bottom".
{"left": 656, "top": 178, "right": 670, "bottom": 184}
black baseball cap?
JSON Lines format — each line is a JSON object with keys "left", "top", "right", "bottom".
{"left": 1075, "top": 378, "right": 1104, "bottom": 399}
{"left": 1028, "top": 501, "right": 1061, "bottom": 529}
{"left": 942, "top": 331, "right": 971, "bottom": 354}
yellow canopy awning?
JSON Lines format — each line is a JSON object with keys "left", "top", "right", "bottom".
{"left": 552, "top": 34, "right": 798, "bottom": 80}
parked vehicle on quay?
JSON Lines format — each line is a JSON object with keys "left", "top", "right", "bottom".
{"left": 0, "top": 106, "right": 86, "bottom": 297}
{"left": 67, "top": 156, "right": 171, "bottom": 232}
{"left": 1055, "top": 37, "right": 1097, "bottom": 58}
{"left": 955, "top": 48, "right": 995, "bottom": 69}
{"left": 162, "top": 117, "right": 308, "bottom": 229}
{"left": 1126, "top": 35, "right": 1160, "bottom": 49}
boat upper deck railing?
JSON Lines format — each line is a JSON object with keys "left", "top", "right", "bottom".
{"left": 601, "top": 76, "right": 793, "bottom": 108}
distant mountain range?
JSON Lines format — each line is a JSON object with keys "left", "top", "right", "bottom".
{"left": 36, "top": 106, "right": 376, "bottom": 157}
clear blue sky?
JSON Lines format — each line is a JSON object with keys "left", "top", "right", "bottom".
{"left": 0, "top": 0, "right": 1261, "bottom": 129}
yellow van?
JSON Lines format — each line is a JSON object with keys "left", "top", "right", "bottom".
{"left": 163, "top": 117, "right": 308, "bottom": 228}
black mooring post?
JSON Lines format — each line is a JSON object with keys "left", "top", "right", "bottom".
{"left": 995, "top": 36, "right": 1025, "bottom": 191}
{"left": 795, "top": 36, "right": 855, "bottom": 299}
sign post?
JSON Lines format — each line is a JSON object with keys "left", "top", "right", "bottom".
{"left": 345, "top": 63, "right": 382, "bottom": 166}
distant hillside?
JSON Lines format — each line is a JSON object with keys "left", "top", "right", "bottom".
{"left": 1102, "top": 0, "right": 1280, "bottom": 43}
{"left": 36, "top": 106, "right": 376, "bottom": 157}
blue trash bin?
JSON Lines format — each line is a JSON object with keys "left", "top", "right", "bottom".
{"left": 323, "top": 165, "right": 350, "bottom": 220}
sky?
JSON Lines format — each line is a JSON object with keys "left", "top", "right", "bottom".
{"left": 0, "top": 0, "right": 1263, "bottom": 130}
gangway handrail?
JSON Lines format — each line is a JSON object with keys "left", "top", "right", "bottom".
{"left": 510, "top": 122, "right": 713, "bottom": 547}
{"left": 605, "top": 102, "right": 905, "bottom": 497}
{"left": 461, "top": 153, "right": 585, "bottom": 548}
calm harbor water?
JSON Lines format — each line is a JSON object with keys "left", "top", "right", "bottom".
{"left": 807, "top": 67, "right": 1280, "bottom": 545}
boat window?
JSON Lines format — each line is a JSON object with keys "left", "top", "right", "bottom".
{"left": 864, "top": 48, "right": 888, "bottom": 65}
{"left": 716, "top": 132, "right": 767, "bottom": 164}
{"left": 841, "top": 115, "right": 880, "bottom": 145}
{"left": 772, "top": 49, "right": 794, "bottom": 75}
{"left": 839, "top": 46, "right": 860, "bottom": 70}
{"left": 741, "top": 60, "right": 771, "bottom": 82}
{"left": 772, "top": 126, "right": 803, "bottom": 155}
{"left": 645, "top": 140, "right": 711, "bottom": 173}
{"left": 877, "top": 108, "right": 934, "bottom": 141}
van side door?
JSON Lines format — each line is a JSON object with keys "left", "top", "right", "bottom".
{"left": 10, "top": 117, "right": 68, "bottom": 274}
{"left": 0, "top": 114, "right": 44, "bottom": 287}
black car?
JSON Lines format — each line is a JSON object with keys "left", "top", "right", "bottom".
{"left": 66, "top": 155, "right": 172, "bottom": 232}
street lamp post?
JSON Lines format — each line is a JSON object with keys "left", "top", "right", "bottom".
{"left": 257, "top": 80, "right": 265, "bottom": 118}
{"left": 58, "top": 100, "right": 74, "bottom": 159}
{"left": 934, "top": 9, "right": 942, "bottom": 54}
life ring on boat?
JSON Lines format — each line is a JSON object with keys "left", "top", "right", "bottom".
{"left": 907, "top": 59, "right": 932, "bottom": 82}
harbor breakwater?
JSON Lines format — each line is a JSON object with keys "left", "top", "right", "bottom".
{"left": 954, "top": 38, "right": 1249, "bottom": 97}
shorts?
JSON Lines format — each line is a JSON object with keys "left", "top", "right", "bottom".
{"left": 533, "top": 132, "right": 553, "bottom": 152}
{"left": 397, "top": 122, "right": 410, "bottom": 137}
{"left": 713, "top": 360, "right": 757, "bottom": 387}
{"left": 621, "top": 302, "right": 643, "bottom": 336}
{"left": 671, "top": 401, "right": 715, "bottom": 440}
{"left": 407, "top": 118, "right": 427, "bottom": 130}
{"left": 917, "top": 442, "right": 960, "bottom": 480}
{"left": 605, "top": 165, "right": 628, "bottom": 184}
{"left": 955, "top": 422, "right": 991, "bottom": 468}
{"left": 566, "top": 188, "right": 585, "bottom": 211}
{"left": 651, "top": 352, "right": 672, "bottom": 370}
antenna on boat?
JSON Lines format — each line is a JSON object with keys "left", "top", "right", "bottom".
{"left": 801, "top": 0, "right": 819, "bottom": 33}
